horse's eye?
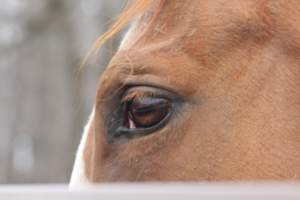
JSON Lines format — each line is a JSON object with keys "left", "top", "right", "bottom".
{"left": 126, "top": 97, "right": 171, "bottom": 129}
{"left": 108, "top": 86, "right": 179, "bottom": 141}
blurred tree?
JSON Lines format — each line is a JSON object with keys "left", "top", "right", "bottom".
{"left": 0, "top": 0, "right": 124, "bottom": 183}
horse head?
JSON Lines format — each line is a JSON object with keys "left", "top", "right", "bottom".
{"left": 71, "top": 0, "right": 300, "bottom": 186}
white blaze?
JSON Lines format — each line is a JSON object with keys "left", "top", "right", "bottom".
{"left": 70, "top": 23, "right": 137, "bottom": 187}
{"left": 69, "top": 108, "right": 94, "bottom": 188}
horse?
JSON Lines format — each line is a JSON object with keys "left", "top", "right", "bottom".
{"left": 70, "top": 0, "right": 300, "bottom": 186}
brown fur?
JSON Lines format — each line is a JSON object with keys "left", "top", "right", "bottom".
{"left": 83, "top": 0, "right": 300, "bottom": 182}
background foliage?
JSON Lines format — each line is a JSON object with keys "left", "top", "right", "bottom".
{"left": 0, "top": 0, "right": 124, "bottom": 183}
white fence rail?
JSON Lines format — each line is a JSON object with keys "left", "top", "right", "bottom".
{"left": 0, "top": 183, "right": 299, "bottom": 200}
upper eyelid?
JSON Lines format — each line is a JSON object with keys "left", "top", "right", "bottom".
{"left": 121, "top": 91, "right": 154, "bottom": 103}
{"left": 121, "top": 86, "right": 173, "bottom": 103}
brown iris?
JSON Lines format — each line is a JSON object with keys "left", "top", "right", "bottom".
{"left": 126, "top": 96, "right": 171, "bottom": 129}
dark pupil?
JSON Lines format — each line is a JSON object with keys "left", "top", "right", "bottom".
{"left": 127, "top": 97, "right": 170, "bottom": 128}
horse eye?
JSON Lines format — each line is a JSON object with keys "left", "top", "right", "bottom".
{"left": 106, "top": 86, "right": 180, "bottom": 142}
{"left": 108, "top": 86, "right": 179, "bottom": 141}
{"left": 126, "top": 97, "right": 171, "bottom": 129}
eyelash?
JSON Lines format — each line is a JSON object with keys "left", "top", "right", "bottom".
{"left": 121, "top": 91, "right": 158, "bottom": 104}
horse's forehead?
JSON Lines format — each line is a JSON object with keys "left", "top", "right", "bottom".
{"left": 111, "top": 0, "right": 300, "bottom": 99}
{"left": 122, "top": 0, "right": 300, "bottom": 53}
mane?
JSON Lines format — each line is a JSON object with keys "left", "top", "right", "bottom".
{"left": 82, "top": 0, "right": 159, "bottom": 67}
